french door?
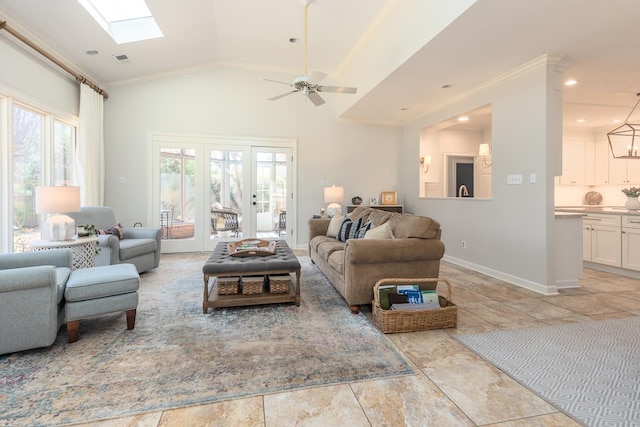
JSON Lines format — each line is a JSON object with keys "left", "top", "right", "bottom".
{"left": 150, "top": 134, "right": 295, "bottom": 253}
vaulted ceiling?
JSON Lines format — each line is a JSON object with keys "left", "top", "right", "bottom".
{"left": 1, "top": 0, "right": 640, "bottom": 128}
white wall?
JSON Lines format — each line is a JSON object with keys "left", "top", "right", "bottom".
{"left": 103, "top": 67, "right": 402, "bottom": 247}
{"left": 0, "top": 38, "right": 79, "bottom": 115}
{"left": 400, "top": 56, "right": 564, "bottom": 294}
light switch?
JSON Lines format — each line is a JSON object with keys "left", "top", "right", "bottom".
{"left": 507, "top": 174, "right": 523, "bottom": 185}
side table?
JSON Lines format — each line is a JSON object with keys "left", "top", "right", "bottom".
{"left": 29, "top": 237, "right": 98, "bottom": 270}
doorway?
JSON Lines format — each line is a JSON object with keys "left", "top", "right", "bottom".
{"left": 150, "top": 134, "right": 296, "bottom": 253}
{"left": 446, "top": 155, "right": 475, "bottom": 198}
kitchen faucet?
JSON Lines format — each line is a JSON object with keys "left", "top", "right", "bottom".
{"left": 458, "top": 184, "right": 469, "bottom": 197}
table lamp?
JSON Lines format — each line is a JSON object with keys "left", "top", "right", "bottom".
{"left": 35, "top": 186, "right": 81, "bottom": 241}
{"left": 323, "top": 185, "right": 344, "bottom": 218}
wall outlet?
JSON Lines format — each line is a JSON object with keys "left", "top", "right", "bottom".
{"left": 461, "top": 240, "right": 467, "bottom": 249}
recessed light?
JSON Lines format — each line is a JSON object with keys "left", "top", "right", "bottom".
{"left": 458, "top": 116, "right": 469, "bottom": 122}
{"left": 565, "top": 79, "right": 578, "bottom": 86}
{"left": 577, "top": 118, "right": 586, "bottom": 123}
{"left": 86, "top": 50, "right": 99, "bottom": 55}
{"left": 611, "top": 119, "right": 622, "bottom": 124}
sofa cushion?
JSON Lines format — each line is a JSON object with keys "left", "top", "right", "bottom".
{"left": 390, "top": 214, "right": 441, "bottom": 239}
{"left": 317, "top": 240, "right": 345, "bottom": 260}
{"left": 327, "top": 250, "right": 345, "bottom": 274}
{"left": 367, "top": 209, "right": 394, "bottom": 227}
{"left": 65, "top": 264, "right": 139, "bottom": 302}
{"left": 56, "top": 267, "right": 72, "bottom": 304}
{"left": 364, "top": 221, "right": 394, "bottom": 239}
{"left": 346, "top": 206, "right": 371, "bottom": 224}
{"left": 326, "top": 214, "right": 345, "bottom": 238}
{"left": 118, "top": 238, "right": 158, "bottom": 261}
{"left": 310, "top": 235, "right": 335, "bottom": 253}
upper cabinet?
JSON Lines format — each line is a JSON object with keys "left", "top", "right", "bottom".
{"left": 609, "top": 155, "right": 640, "bottom": 185}
{"left": 560, "top": 140, "right": 586, "bottom": 185}
{"left": 559, "top": 140, "right": 611, "bottom": 186}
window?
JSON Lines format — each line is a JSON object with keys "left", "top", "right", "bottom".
{"left": 0, "top": 100, "right": 77, "bottom": 252}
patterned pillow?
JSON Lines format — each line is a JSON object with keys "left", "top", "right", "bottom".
{"left": 337, "top": 217, "right": 362, "bottom": 242}
{"left": 99, "top": 223, "right": 124, "bottom": 240}
{"left": 337, "top": 218, "right": 352, "bottom": 242}
{"left": 356, "top": 221, "right": 372, "bottom": 239}
{"left": 347, "top": 217, "right": 363, "bottom": 240}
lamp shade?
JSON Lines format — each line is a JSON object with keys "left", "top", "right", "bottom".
{"left": 35, "top": 186, "right": 81, "bottom": 241}
{"left": 35, "top": 186, "right": 81, "bottom": 214}
{"left": 323, "top": 186, "right": 344, "bottom": 203}
{"left": 479, "top": 143, "right": 491, "bottom": 156}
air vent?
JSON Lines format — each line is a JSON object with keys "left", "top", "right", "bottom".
{"left": 112, "top": 54, "right": 131, "bottom": 64}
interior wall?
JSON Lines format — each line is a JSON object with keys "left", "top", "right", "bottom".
{"left": 0, "top": 37, "right": 79, "bottom": 115}
{"left": 103, "top": 67, "right": 402, "bottom": 248}
{"left": 400, "top": 57, "right": 563, "bottom": 293}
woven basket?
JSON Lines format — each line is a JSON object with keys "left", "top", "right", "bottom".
{"left": 268, "top": 275, "right": 291, "bottom": 294}
{"left": 217, "top": 277, "right": 239, "bottom": 295}
{"left": 242, "top": 277, "right": 264, "bottom": 295}
{"left": 372, "top": 278, "right": 457, "bottom": 333}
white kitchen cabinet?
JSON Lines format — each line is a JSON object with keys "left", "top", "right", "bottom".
{"left": 560, "top": 141, "right": 586, "bottom": 185}
{"left": 622, "top": 215, "right": 640, "bottom": 271}
{"left": 585, "top": 140, "right": 609, "bottom": 185}
{"left": 583, "top": 214, "right": 621, "bottom": 267}
{"left": 609, "top": 157, "right": 640, "bottom": 185}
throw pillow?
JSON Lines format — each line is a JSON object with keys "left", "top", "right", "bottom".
{"left": 364, "top": 221, "right": 394, "bottom": 239}
{"left": 356, "top": 221, "right": 372, "bottom": 239}
{"left": 346, "top": 217, "right": 363, "bottom": 240}
{"left": 326, "top": 214, "right": 345, "bottom": 237}
{"left": 99, "top": 224, "right": 124, "bottom": 240}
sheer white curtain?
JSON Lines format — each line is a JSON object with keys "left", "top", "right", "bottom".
{"left": 75, "top": 84, "right": 104, "bottom": 206}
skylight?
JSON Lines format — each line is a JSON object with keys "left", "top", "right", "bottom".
{"left": 78, "top": 0, "right": 163, "bottom": 44}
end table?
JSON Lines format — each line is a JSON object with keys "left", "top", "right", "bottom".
{"left": 28, "top": 236, "right": 99, "bottom": 270}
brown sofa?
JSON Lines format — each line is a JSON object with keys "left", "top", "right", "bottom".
{"left": 308, "top": 206, "right": 445, "bottom": 313}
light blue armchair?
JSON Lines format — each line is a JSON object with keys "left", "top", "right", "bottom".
{"left": 66, "top": 207, "right": 162, "bottom": 273}
{"left": 0, "top": 249, "right": 72, "bottom": 355}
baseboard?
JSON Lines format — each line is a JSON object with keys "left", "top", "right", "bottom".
{"left": 583, "top": 261, "right": 640, "bottom": 280}
{"left": 442, "top": 255, "right": 560, "bottom": 296}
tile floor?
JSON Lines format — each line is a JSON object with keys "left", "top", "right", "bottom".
{"left": 76, "top": 254, "right": 640, "bottom": 427}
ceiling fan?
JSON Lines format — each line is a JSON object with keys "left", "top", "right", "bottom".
{"left": 263, "top": 0, "right": 357, "bottom": 106}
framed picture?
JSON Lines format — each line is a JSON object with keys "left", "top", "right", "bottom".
{"left": 369, "top": 197, "right": 378, "bottom": 205}
{"left": 381, "top": 191, "right": 397, "bottom": 205}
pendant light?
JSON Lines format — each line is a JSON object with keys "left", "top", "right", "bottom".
{"left": 607, "top": 93, "right": 640, "bottom": 159}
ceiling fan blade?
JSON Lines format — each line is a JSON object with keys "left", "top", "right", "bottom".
{"left": 268, "top": 90, "right": 299, "bottom": 101}
{"left": 317, "top": 85, "right": 357, "bottom": 94}
{"left": 306, "top": 91, "right": 325, "bottom": 106}
{"left": 261, "top": 78, "right": 292, "bottom": 86}
{"left": 307, "top": 70, "right": 327, "bottom": 85}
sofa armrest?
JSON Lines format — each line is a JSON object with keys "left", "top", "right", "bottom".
{"left": 345, "top": 238, "right": 445, "bottom": 264}
{"left": 0, "top": 248, "right": 73, "bottom": 270}
{"left": 0, "top": 265, "right": 56, "bottom": 293}
{"left": 123, "top": 227, "right": 162, "bottom": 240}
{"left": 308, "top": 218, "right": 330, "bottom": 240}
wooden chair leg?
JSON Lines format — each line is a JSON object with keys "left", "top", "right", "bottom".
{"left": 67, "top": 320, "right": 80, "bottom": 343}
{"left": 350, "top": 305, "right": 360, "bottom": 314}
{"left": 126, "top": 309, "right": 136, "bottom": 330}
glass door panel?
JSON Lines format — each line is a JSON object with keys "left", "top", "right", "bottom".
{"left": 252, "top": 148, "right": 292, "bottom": 246}
{"left": 208, "top": 149, "right": 246, "bottom": 243}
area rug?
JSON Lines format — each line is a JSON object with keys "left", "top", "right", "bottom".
{"left": 455, "top": 317, "right": 640, "bottom": 427}
{"left": 0, "top": 256, "right": 413, "bottom": 426}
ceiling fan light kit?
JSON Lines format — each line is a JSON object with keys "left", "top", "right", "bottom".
{"left": 263, "top": 0, "right": 357, "bottom": 106}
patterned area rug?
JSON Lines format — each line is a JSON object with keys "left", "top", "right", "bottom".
{"left": 455, "top": 317, "right": 640, "bottom": 427}
{"left": 0, "top": 256, "right": 413, "bottom": 426}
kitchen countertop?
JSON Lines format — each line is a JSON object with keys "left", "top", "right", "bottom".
{"left": 555, "top": 206, "right": 640, "bottom": 216}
